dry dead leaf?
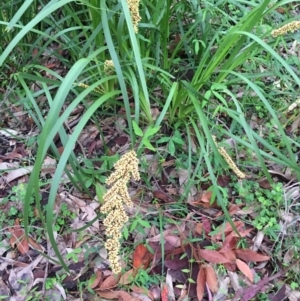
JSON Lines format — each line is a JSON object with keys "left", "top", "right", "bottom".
{"left": 97, "top": 290, "right": 140, "bottom": 301}
{"left": 161, "top": 283, "right": 169, "bottom": 301}
{"left": 227, "top": 271, "right": 242, "bottom": 292}
{"left": 119, "top": 269, "right": 134, "bottom": 286}
{"left": 194, "top": 223, "right": 203, "bottom": 235}
{"left": 0, "top": 129, "right": 19, "bottom": 137}
{"left": 251, "top": 231, "right": 265, "bottom": 252}
{"left": 201, "top": 191, "right": 213, "bottom": 203}
{"left": 178, "top": 168, "right": 189, "bottom": 185}
{"left": 8, "top": 264, "right": 35, "bottom": 299}
{"left": 7, "top": 166, "right": 33, "bottom": 183}
{"left": 131, "top": 285, "right": 154, "bottom": 300}
{"left": 202, "top": 216, "right": 211, "bottom": 234}
{"left": 40, "top": 156, "right": 57, "bottom": 176}
{"left": 147, "top": 223, "right": 185, "bottom": 243}
{"left": 152, "top": 190, "right": 174, "bottom": 203}
{"left": 166, "top": 270, "right": 175, "bottom": 301}
{"left": 197, "top": 265, "right": 206, "bottom": 301}
{"left": 212, "top": 221, "right": 244, "bottom": 240}
{"left": 98, "top": 273, "right": 121, "bottom": 290}
{"left": 8, "top": 219, "right": 29, "bottom": 254}
{"left": 89, "top": 270, "right": 103, "bottom": 289}
{"left": 236, "top": 259, "right": 254, "bottom": 282}
{"left": 205, "top": 265, "right": 218, "bottom": 293}
{"left": 287, "top": 290, "right": 300, "bottom": 301}
{"left": 219, "top": 250, "right": 236, "bottom": 262}
{"left": 133, "top": 244, "right": 151, "bottom": 270}
{"left": 198, "top": 249, "right": 229, "bottom": 264}
{"left": 234, "top": 249, "right": 270, "bottom": 262}
{"left": 28, "top": 236, "right": 44, "bottom": 252}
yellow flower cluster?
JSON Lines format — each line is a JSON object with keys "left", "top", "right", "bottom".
{"left": 101, "top": 150, "right": 140, "bottom": 274}
{"left": 127, "top": 0, "right": 141, "bottom": 33}
{"left": 75, "top": 82, "right": 102, "bottom": 93}
{"left": 104, "top": 60, "right": 115, "bottom": 75}
{"left": 271, "top": 20, "right": 300, "bottom": 37}
{"left": 212, "top": 136, "right": 246, "bottom": 179}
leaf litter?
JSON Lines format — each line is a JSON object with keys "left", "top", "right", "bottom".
{"left": 1, "top": 88, "right": 300, "bottom": 301}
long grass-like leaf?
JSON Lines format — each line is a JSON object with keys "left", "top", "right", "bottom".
{"left": 0, "top": 0, "right": 75, "bottom": 66}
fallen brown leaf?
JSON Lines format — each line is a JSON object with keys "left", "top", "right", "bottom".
{"left": 236, "top": 259, "right": 253, "bottom": 282}
{"left": 201, "top": 191, "right": 213, "bottom": 203}
{"left": 89, "top": 270, "right": 103, "bottom": 289}
{"left": 8, "top": 219, "right": 29, "bottom": 254}
{"left": 212, "top": 221, "right": 244, "bottom": 240}
{"left": 197, "top": 265, "right": 206, "bottom": 301}
{"left": 153, "top": 190, "right": 172, "bottom": 203}
{"left": 234, "top": 249, "right": 270, "bottom": 262}
{"left": 198, "top": 249, "right": 229, "bottom": 264}
{"left": 205, "top": 265, "right": 218, "bottom": 293}
{"left": 97, "top": 290, "right": 140, "bottom": 301}
{"left": 119, "top": 269, "right": 134, "bottom": 285}
{"left": 98, "top": 273, "right": 121, "bottom": 290}
{"left": 133, "top": 244, "right": 151, "bottom": 270}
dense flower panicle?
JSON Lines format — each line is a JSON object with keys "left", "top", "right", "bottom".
{"left": 101, "top": 150, "right": 140, "bottom": 274}
{"left": 106, "top": 150, "right": 140, "bottom": 184}
{"left": 127, "top": 0, "right": 141, "bottom": 33}
{"left": 104, "top": 60, "right": 115, "bottom": 74}
{"left": 212, "top": 136, "right": 246, "bottom": 179}
{"left": 271, "top": 20, "right": 300, "bottom": 37}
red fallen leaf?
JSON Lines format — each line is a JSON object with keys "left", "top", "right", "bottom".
{"left": 202, "top": 216, "right": 211, "bottom": 234}
{"left": 168, "top": 33, "right": 182, "bottom": 51}
{"left": 201, "top": 191, "right": 212, "bottom": 203}
{"left": 197, "top": 265, "right": 206, "bottom": 301}
{"left": 231, "top": 228, "right": 253, "bottom": 238}
{"left": 1, "top": 152, "right": 22, "bottom": 160}
{"left": 28, "top": 236, "right": 44, "bottom": 251}
{"left": 97, "top": 290, "right": 138, "bottom": 301}
{"left": 198, "top": 249, "right": 229, "bottom": 264}
{"left": 89, "top": 270, "right": 103, "bottom": 289}
{"left": 8, "top": 219, "right": 29, "bottom": 254}
{"left": 220, "top": 235, "right": 239, "bottom": 251}
{"left": 153, "top": 190, "right": 173, "bottom": 203}
{"left": 161, "top": 283, "right": 169, "bottom": 301}
{"left": 88, "top": 140, "right": 97, "bottom": 155}
{"left": 131, "top": 285, "right": 154, "bottom": 299}
{"left": 133, "top": 244, "right": 151, "bottom": 270}
{"left": 44, "top": 63, "right": 57, "bottom": 69}
{"left": 228, "top": 204, "right": 243, "bottom": 215}
{"left": 194, "top": 223, "right": 203, "bottom": 235}
{"left": 223, "top": 262, "right": 237, "bottom": 272}
{"left": 234, "top": 249, "right": 270, "bottom": 262}
{"left": 205, "top": 265, "right": 218, "bottom": 293}
{"left": 119, "top": 269, "right": 134, "bottom": 285}
{"left": 114, "top": 136, "right": 128, "bottom": 146}
{"left": 98, "top": 273, "right": 121, "bottom": 290}
{"left": 236, "top": 259, "right": 254, "bottom": 282}
{"left": 219, "top": 250, "right": 236, "bottom": 262}
{"left": 166, "top": 246, "right": 186, "bottom": 259}
{"left": 212, "top": 221, "right": 244, "bottom": 240}
{"left": 220, "top": 250, "right": 237, "bottom": 272}
{"left": 217, "top": 174, "right": 231, "bottom": 187}
{"left": 118, "top": 290, "right": 139, "bottom": 301}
